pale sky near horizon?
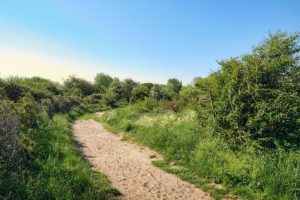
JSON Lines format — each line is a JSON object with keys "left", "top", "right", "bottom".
{"left": 0, "top": 0, "right": 299, "bottom": 84}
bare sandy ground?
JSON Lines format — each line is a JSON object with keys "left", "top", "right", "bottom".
{"left": 73, "top": 119, "right": 212, "bottom": 200}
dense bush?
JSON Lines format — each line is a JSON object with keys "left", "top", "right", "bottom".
{"left": 167, "top": 78, "right": 182, "bottom": 97}
{"left": 94, "top": 73, "right": 114, "bottom": 93}
{"left": 211, "top": 32, "right": 300, "bottom": 148}
{"left": 0, "top": 100, "right": 22, "bottom": 168}
{"left": 130, "top": 84, "right": 151, "bottom": 103}
{"left": 64, "top": 76, "right": 96, "bottom": 96}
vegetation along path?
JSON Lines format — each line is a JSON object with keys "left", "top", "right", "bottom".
{"left": 73, "top": 117, "right": 212, "bottom": 200}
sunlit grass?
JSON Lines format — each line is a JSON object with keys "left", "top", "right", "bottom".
{"left": 101, "top": 105, "right": 300, "bottom": 200}
{"left": 5, "top": 115, "right": 121, "bottom": 200}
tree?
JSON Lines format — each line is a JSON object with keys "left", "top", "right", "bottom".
{"left": 130, "top": 84, "right": 150, "bottom": 103}
{"left": 64, "top": 76, "right": 95, "bottom": 96}
{"left": 150, "top": 84, "right": 172, "bottom": 100}
{"left": 122, "top": 79, "right": 138, "bottom": 102}
{"left": 94, "top": 73, "right": 113, "bottom": 93}
{"left": 167, "top": 78, "right": 182, "bottom": 98}
{"left": 179, "top": 86, "right": 200, "bottom": 107}
{"left": 104, "top": 80, "right": 126, "bottom": 107}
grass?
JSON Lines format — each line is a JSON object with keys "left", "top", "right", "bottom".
{"left": 1, "top": 114, "right": 120, "bottom": 200}
{"left": 100, "top": 104, "right": 300, "bottom": 200}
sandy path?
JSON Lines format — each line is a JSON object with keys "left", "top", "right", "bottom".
{"left": 73, "top": 119, "right": 212, "bottom": 200}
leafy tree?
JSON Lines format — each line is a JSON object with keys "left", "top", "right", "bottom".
{"left": 15, "top": 93, "right": 40, "bottom": 128}
{"left": 94, "top": 73, "right": 113, "bottom": 93}
{"left": 179, "top": 86, "right": 200, "bottom": 107}
{"left": 122, "top": 79, "right": 138, "bottom": 102}
{"left": 64, "top": 76, "right": 95, "bottom": 96}
{"left": 150, "top": 84, "right": 172, "bottom": 100}
{"left": 130, "top": 84, "right": 151, "bottom": 103}
{"left": 167, "top": 78, "right": 182, "bottom": 97}
{"left": 142, "top": 83, "right": 154, "bottom": 90}
{"left": 104, "top": 80, "right": 126, "bottom": 107}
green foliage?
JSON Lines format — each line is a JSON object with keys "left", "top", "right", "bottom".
{"left": 167, "top": 78, "right": 182, "bottom": 96}
{"left": 15, "top": 93, "right": 40, "bottom": 128}
{"left": 122, "top": 79, "right": 138, "bottom": 102}
{"left": 2, "top": 77, "right": 27, "bottom": 101}
{"left": 0, "top": 75, "right": 118, "bottom": 199}
{"left": 104, "top": 79, "right": 127, "bottom": 107}
{"left": 179, "top": 86, "right": 200, "bottom": 107}
{"left": 211, "top": 32, "right": 300, "bottom": 148}
{"left": 130, "top": 84, "right": 151, "bottom": 103}
{"left": 94, "top": 73, "right": 114, "bottom": 93}
{"left": 150, "top": 84, "right": 173, "bottom": 100}
{"left": 0, "top": 99, "right": 22, "bottom": 168}
{"left": 2, "top": 77, "right": 62, "bottom": 102}
{"left": 64, "top": 76, "right": 96, "bottom": 96}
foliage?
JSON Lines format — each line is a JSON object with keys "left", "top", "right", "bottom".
{"left": 0, "top": 75, "right": 119, "bottom": 199}
{"left": 150, "top": 84, "right": 173, "bottom": 100}
{"left": 130, "top": 84, "right": 150, "bottom": 103}
{"left": 15, "top": 93, "right": 40, "bottom": 128}
{"left": 0, "top": 99, "right": 22, "bottom": 168}
{"left": 64, "top": 76, "right": 96, "bottom": 96}
{"left": 94, "top": 73, "right": 114, "bottom": 93}
{"left": 167, "top": 78, "right": 182, "bottom": 97}
{"left": 179, "top": 85, "right": 200, "bottom": 107}
{"left": 122, "top": 79, "right": 138, "bottom": 102}
{"left": 212, "top": 32, "right": 300, "bottom": 148}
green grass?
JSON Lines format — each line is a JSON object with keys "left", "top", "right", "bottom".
{"left": 100, "top": 105, "right": 300, "bottom": 200}
{"left": 2, "top": 114, "right": 120, "bottom": 200}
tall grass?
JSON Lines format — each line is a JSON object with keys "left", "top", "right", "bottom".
{"left": 1, "top": 114, "right": 119, "bottom": 200}
{"left": 102, "top": 105, "right": 300, "bottom": 199}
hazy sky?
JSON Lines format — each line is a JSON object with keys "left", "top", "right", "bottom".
{"left": 0, "top": 0, "right": 299, "bottom": 84}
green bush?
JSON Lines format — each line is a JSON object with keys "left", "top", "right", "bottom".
{"left": 211, "top": 32, "right": 300, "bottom": 148}
{"left": 64, "top": 76, "right": 96, "bottom": 96}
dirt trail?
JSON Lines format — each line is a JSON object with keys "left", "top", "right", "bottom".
{"left": 73, "top": 118, "right": 212, "bottom": 200}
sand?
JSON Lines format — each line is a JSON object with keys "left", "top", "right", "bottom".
{"left": 73, "top": 118, "right": 212, "bottom": 200}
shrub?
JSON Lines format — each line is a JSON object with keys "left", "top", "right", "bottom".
{"left": 64, "top": 76, "right": 96, "bottom": 96}
{"left": 15, "top": 93, "right": 40, "bottom": 128}
{"left": 0, "top": 99, "right": 22, "bottom": 167}
{"left": 130, "top": 84, "right": 150, "bottom": 103}
{"left": 94, "top": 73, "right": 113, "bottom": 93}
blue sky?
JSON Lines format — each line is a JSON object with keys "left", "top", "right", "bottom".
{"left": 0, "top": 0, "right": 299, "bottom": 84}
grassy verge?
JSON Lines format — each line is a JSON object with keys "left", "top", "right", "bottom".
{"left": 2, "top": 114, "right": 120, "bottom": 200}
{"left": 99, "top": 105, "right": 300, "bottom": 200}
